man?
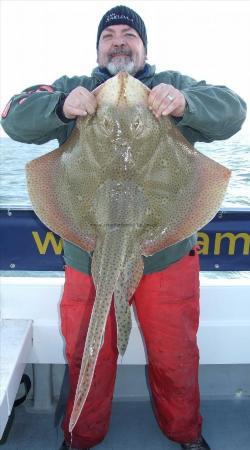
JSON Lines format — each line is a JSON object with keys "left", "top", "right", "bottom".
{"left": 1, "top": 5, "right": 247, "bottom": 450}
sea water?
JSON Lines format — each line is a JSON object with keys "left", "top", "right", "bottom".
{"left": 1, "top": 135, "right": 250, "bottom": 208}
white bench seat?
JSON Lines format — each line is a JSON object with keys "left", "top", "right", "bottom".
{"left": 0, "top": 319, "right": 33, "bottom": 438}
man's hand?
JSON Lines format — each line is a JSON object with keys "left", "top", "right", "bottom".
{"left": 63, "top": 86, "right": 97, "bottom": 119}
{"left": 148, "top": 83, "right": 186, "bottom": 119}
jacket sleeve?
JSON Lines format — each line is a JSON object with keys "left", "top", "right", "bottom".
{"left": 0, "top": 76, "right": 77, "bottom": 145}
{"left": 171, "top": 73, "right": 247, "bottom": 142}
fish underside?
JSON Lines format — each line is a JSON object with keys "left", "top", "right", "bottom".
{"left": 26, "top": 72, "right": 231, "bottom": 432}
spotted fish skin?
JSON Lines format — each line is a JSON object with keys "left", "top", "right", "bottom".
{"left": 69, "top": 123, "right": 150, "bottom": 431}
{"left": 114, "top": 249, "right": 144, "bottom": 355}
{"left": 25, "top": 72, "right": 231, "bottom": 433}
{"left": 69, "top": 225, "right": 143, "bottom": 431}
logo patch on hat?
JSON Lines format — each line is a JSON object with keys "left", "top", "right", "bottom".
{"left": 105, "top": 13, "right": 134, "bottom": 24}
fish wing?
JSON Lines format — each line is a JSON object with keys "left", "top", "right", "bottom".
{"left": 139, "top": 117, "right": 231, "bottom": 255}
{"left": 26, "top": 125, "right": 97, "bottom": 252}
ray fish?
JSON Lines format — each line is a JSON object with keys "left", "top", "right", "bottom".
{"left": 26, "top": 72, "right": 231, "bottom": 431}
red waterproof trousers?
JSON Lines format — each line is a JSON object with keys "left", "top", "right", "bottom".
{"left": 60, "top": 247, "right": 202, "bottom": 448}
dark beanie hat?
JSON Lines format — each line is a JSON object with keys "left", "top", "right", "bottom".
{"left": 96, "top": 5, "right": 147, "bottom": 51}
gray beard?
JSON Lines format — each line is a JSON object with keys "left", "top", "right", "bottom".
{"left": 106, "top": 58, "right": 136, "bottom": 75}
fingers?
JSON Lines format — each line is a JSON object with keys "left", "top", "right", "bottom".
{"left": 78, "top": 89, "right": 97, "bottom": 115}
{"left": 161, "top": 96, "right": 180, "bottom": 117}
{"left": 148, "top": 84, "right": 186, "bottom": 119}
{"left": 62, "top": 83, "right": 186, "bottom": 120}
{"left": 63, "top": 106, "right": 88, "bottom": 118}
{"left": 148, "top": 84, "right": 172, "bottom": 118}
{"left": 63, "top": 86, "right": 97, "bottom": 119}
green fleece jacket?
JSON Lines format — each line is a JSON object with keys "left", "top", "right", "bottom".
{"left": 1, "top": 64, "right": 247, "bottom": 274}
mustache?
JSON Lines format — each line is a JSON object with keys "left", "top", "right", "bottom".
{"left": 109, "top": 48, "right": 132, "bottom": 58}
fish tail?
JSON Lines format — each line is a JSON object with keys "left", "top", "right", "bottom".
{"left": 69, "top": 229, "right": 131, "bottom": 432}
{"left": 69, "top": 290, "right": 113, "bottom": 432}
{"left": 114, "top": 251, "right": 144, "bottom": 355}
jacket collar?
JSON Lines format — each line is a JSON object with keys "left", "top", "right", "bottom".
{"left": 91, "top": 63, "right": 156, "bottom": 85}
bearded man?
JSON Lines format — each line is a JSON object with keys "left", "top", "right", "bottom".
{"left": 1, "top": 5, "right": 246, "bottom": 450}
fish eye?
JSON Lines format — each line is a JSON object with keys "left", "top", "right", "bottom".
{"left": 130, "top": 116, "right": 143, "bottom": 136}
{"left": 101, "top": 116, "right": 114, "bottom": 135}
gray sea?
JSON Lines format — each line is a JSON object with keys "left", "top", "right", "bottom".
{"left": 0, "top": 134, "right": 250, "bottom": 278}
